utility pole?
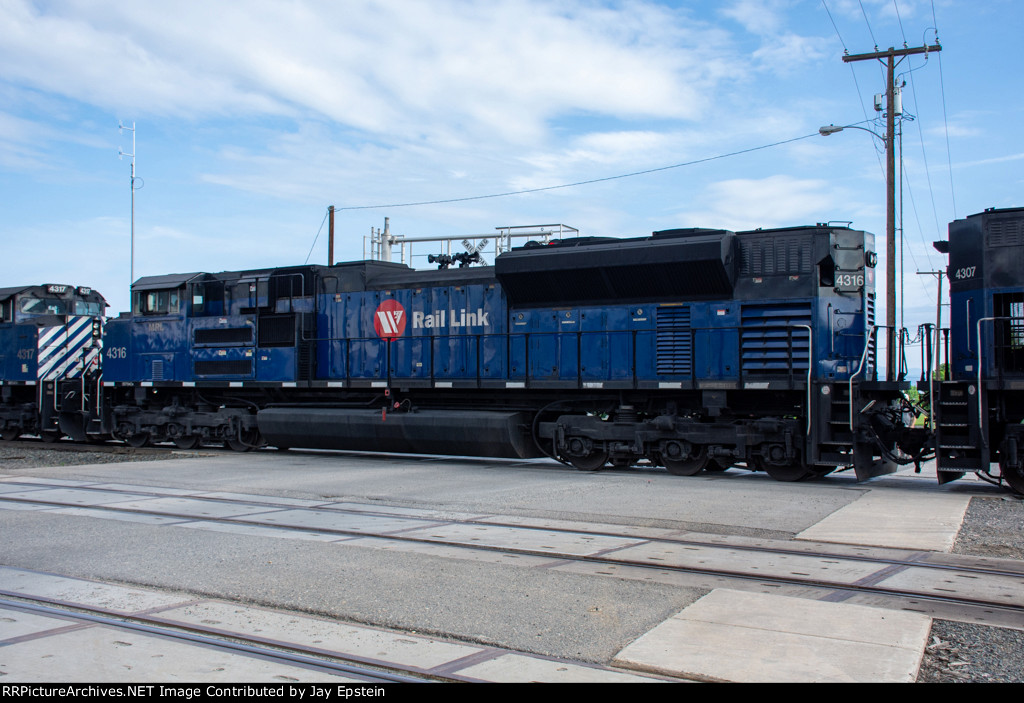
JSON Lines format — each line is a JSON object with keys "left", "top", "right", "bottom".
{"left": 843, "top": 42, "right": 940, "bottom": 381}
{"left": 328, "top": 205, "right": 335, "bottom": 266}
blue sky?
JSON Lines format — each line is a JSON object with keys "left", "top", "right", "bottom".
{"left": 2, "top": 0, "right": 1021, "bottom": 364}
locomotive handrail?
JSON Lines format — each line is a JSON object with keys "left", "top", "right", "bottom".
{"left": 849, "top": 324, "right": 877, "bottom": 430}
{"left": 921, "top": 322, "right": 935, "bottom": 431}
{"left": 966, "top": 298, "right": 973, "bottom": 352}
{"left": 827, "top": 303, "right": 833, "bottom": 355}
{"left": 268, "top": 272, "right": 308, "bottom": 314}
{"left": 793, "top": 324, "right": 813, "bottom": 434}
{"left": 976, "top": 316, "right": 1010, "bottom": 446}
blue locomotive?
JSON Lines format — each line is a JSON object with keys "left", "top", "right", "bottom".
{"left": 77, "top": 219, "right": 933, "bottom": 484}
{"left": 0, "top": 284, "right": 106, "bottom": 441}
{"left": 15, "top": 210, "right": 1024, "bottom": 491}
{"left": 930, "top": 206, "right": 1024, "bottom": 493}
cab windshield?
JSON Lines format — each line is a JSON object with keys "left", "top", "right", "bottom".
{"left": 19, "top": 297, "right": 69, "bottom": 316}
{"left": 74, "top": 301, "right": 103, "bottom": 316}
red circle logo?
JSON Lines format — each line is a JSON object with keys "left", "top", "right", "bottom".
{"left": 373, "top": 299, "right": 407, "bottom": 339}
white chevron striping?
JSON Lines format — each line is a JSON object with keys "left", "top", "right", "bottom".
{"left": 37, "top": 317, "right": 98, "bottom": 381}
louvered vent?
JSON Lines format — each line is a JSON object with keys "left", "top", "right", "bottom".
{"left": 987, "top": 218, "right": 1024, "bottom": 247}
{"left": 194, "top": 360, "right": 252, "bottom": 376}
{"left": 740, "top": 303, "right": 812, "bottom": 375}
{"left": 258, "top": 314, "right": 296, "bottom": 347}
{"left": 656, "top": 306, "right": 692, "bottom": 375}
{"left": 195, "top": 327, "right": 253, "bottom": 344}
{"left": 740, "top": 236, "right": 813, "bottom": 276}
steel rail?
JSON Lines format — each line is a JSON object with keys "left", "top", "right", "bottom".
{"left": 1, "top": 477, "right": 1020, "bottom": 581}
{"left": 0, "top": 594, "right": 447, "bottom": 684}
{"left": 2, "top": 486, "right": 1023, "bottom": 617}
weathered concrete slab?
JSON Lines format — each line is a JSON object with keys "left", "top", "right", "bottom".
{"left": 0, "top": 567, "right": 191, "bottom": 612}
{"left": 0, "top": 617, "right": 357, "bottom": 682}
{"left": 614, "top": 588, "right": 930, "bottom": 683}
{"left": 797, "top": 491, "right": 971, "bottom": 551}
{"left": 459, "top": 653, "right": 663, "bottom": 683}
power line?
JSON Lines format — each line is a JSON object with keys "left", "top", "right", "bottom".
{"left": 821, "top": 0, "right": 848, "bottom": 51}
{"left": 858, "top": 0, "right": 879, "bottom": 48}
{"left": 821, "top": 1, "right": 887, "bottom": 178}
{"left": 892, "top": 0, "right": 907, "bottom": 44}
{"left": 329, "top": 131, "right": 823, "bottom": 212}
{"left": 304, "top": 208, "right": 330, "bottom": 265}
{"left": 935, "top": 35, "right": 958, "bottom": 219}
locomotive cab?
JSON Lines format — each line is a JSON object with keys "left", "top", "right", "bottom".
{"left": 0, "top": 284, "right": 107, "bottom": 442}
{"left": 102, "top": 267, "right": 322, "bottom": 449}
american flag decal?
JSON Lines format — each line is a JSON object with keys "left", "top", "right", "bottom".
{"left": 37, "top": 316, "right": 101, "bottom": 381}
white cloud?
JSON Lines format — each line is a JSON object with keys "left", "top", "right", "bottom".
{"left": 954, "top": 152, "right": 1024, "bottom": 169}
{"left": 720, "top": 0, "right": 786, "bottom": 34}
{"left": 752, "top": 32, "right": 830, "bottom": 69}
{"left": 675, "top": 174, "right": 846, "bottom": 230}
{"left": 0, "top": 0, "right": 740, "bottom": 147}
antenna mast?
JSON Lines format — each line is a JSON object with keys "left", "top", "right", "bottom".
{"left": 118, "top": 122, "right": 139, "bottom": 288}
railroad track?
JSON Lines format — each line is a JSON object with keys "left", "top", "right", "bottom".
{"left": 0, "top": 592, "right": 440, "bottom": 683}
{"left": 2, "top": 477, "right": 1023, "bottom": 631}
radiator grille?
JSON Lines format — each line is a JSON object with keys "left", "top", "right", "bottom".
{"left": 740, "top": 303, "right": 812, "bottom": 375}
{"left": 258, "top": 314, "right": 296, "bottom": 347}
{"left": 194, "top": 360, "right": 252, "bottom": 376}
{"left": 656, "top": 306, "right": 692, "bottom": 375}
{"left": 195, "top": 327, "right": 253, "bottom": 344}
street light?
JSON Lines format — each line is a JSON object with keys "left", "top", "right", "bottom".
{"left": 819, "top": 122, "right": 898, "bottom": 383}
{"left": 818, "top": 124, "right": 882, "bottom": 139}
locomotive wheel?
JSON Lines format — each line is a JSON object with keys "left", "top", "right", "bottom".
{"left": 663, "top": 455, "right": 710, "bottom": 476}
{"left": 663, "top": 446, "right": 710, "bottom": 476}
{"left": 126, "top": 433, "right": 151, "bottom": 448}
{"left": 1001, "top": 459, "right": 1024, "bottom": 495}
{"left": 173, "top": 435, "right": 201, "bottom": 450}
{"left": 1, "top": 427, "right": 20, "bottom": 442}
{"left": 40, "top": 430, "right": 61, "bottom": 443}
{"left": 569, "top": 450, "right": 609, "bottom": 472}
{"left": 754, "top": 456, "right": 812, "bottom": 482}
{"left": 766, "top": 465, "right": 812, "bottom": 482}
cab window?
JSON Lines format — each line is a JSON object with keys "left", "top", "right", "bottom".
{"left": 74, "top": 301, "right": 103, "bottom": 316}
{"left": 19, "top": 297, "right": 68, "bottom": 316}
{"left": 134, "top": 289, "right": 181, "bottom": 315}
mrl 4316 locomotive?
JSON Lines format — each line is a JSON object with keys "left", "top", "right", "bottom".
{"left": 3, "top": 217, "right": 945, "bottom": 485}
{"left": 11, "top": 208, "right": 1024, "bottom": 491}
